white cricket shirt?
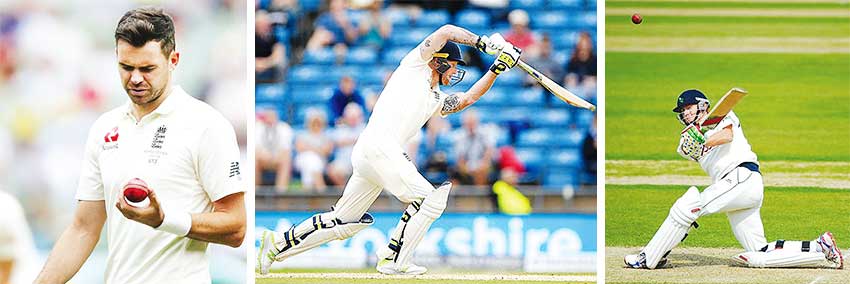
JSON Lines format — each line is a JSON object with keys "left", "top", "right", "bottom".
{"left": 0, "top": 191, "right": 38, "bottom": 284}
{"left": 363, "top": 48, "right": 448, "bottom": 146}
{"left": 75, "top": 86, "right": 243, "bottom": 284}
{"left": 699, "top": 111, "right": 759, "bottom": 182}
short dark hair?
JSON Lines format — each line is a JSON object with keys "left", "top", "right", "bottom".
{"left": 114, "top": 7, "right": 176, "bottom": 57}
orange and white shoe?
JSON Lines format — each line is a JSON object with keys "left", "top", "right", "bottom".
{"left": 817, "top": 231, "right": 844, "bottom": 269}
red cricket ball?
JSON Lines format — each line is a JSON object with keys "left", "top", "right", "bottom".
{"left": 123, "top": 178, "right": 150, "bottom": 203}
{"left": 632, "top": 13, "right": 642, "bottom": 25}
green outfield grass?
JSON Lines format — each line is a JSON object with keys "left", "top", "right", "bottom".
{"left": 606, "top": 184, "right": 850, "bottom": 247}
{"left": 606, "top": 0, "right": 850, "bottom": 10}
{"left": 605, "top": 52, "right": 850, "bottom": 161}
{"left": 607, "top": 16, "right": 850, "bottom": 38}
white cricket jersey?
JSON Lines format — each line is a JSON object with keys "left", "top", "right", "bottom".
{"left": 363, "top": 48, "right": 448, "bottom": 146}
{"left": 699, "top": 111, "right": 759, "bottom": 182}
{"left": 75, "top": 86, "right": 243, "bottom": 284}
{"left": 0, "top": 191, "right": 38, "bottom": 284}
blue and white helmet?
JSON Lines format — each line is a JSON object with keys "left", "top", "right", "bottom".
{"left": 673, "top": 89, "right": 710, "bottom": 125}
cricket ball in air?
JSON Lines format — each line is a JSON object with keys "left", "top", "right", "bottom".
{"left": 631, "top": 13, "right": 642, "bottom": 25}
{"left": 123, "top": 178, "right": 151, "bottom": 208}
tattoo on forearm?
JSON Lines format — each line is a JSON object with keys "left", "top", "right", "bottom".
{"left": 445, "top": 26, "right": 478, "bottom": 46}
{"left": 424, "top": 39, "right": 431, "bottom": 47}
{"left": 442, "top": 93, "right": 462, "bottom": 114}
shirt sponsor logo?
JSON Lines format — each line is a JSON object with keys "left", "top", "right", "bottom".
{"left": 103, "top": 126, "right": 120, "bottom": 150}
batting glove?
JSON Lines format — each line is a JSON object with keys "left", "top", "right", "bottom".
{"left": 489, "top": 44, "right": 522, "bottom": 75}
{"left": 475, "top": 35, "right": 499, "bottom": 55}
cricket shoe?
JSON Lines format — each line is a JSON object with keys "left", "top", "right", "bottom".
{"left": 257, "top": 230, "right": 278, "bottom": 275}
{"left": 817, "top": 231, "right": 844, "bottom": 269}
{"left": 624, "top": 252, "right": 667, "bottom": 269}
{"left": 376, "top": 257, "right": 427, "bottom": 275}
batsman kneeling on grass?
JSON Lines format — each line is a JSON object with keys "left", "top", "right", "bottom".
{"left": 624, "top": 89, "right": 844, "bottom": 270}
{"left": 258, "top": 25, "right": 521, "bottom": 275}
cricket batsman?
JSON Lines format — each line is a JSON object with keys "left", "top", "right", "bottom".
{"left": 258, "top": 24, "right": 521, "bottom": 275}
{"left": 34, "top": 8, "right": 246, "bottom": 283}
{"left": 624, "top": 89, "right": 843, "bottom": 269}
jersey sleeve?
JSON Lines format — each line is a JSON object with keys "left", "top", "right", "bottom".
{"left": 197, "top": 118, "right": 244, "bottom": 202}
{"left": 716, "top": 111, "right": 739, "bottom": 130}
{"left": 402, "top": 46, "right": 429, "bottom": 67}
{"left": 75, "top": 123, "right": 105, "bottom": 201}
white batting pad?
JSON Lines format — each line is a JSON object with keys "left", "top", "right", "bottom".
{"left": 734, "top": 250, "right": 826, "bottom": 268}
{"left": 393, "top": 183, "right": 451, "bottom": 269}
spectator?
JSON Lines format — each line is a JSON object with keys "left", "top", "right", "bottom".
{"left": 306, "top": 0, "right": 359, "bottom": 52}
{"left": 491, "top": 168, "right": 532, "bottom": 215}
{"left": 329, "top": 76, "right": 366, "bottom": 123}
{"left": 256, "top": 108, "right": 293, "bottom": 192}
{"left": 294, "top": 108, "right": 334, "bottom": 192}
{"left": 581, "top": 115, "right": 597, "bottom": 184}
{"left": 327, "top": 103, "right": 365, "bottom": 186}
{"left": 357, "top": 0, "right": 392, "bottom": 51}
{"left": 523, "top": 34, "right": 565, "bottom": 87}
{"left": 255, "top": 10, "right": 285, "bottom": 83}
{"left": 454, "top": 110, "right": 495, "bottom": 186}
{"left": 503, "top": 9, "right": 537, "bottom": 51}
{"left": 564, "top": 31, "right": 597, "bottom": 97}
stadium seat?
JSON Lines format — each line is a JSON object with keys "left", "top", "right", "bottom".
{"left": 288, "top": 65, "right": 335, "bottom": 84}
{"left": 415, "top": 10, "right": 449, "bottom": 29}
{"left": 289, "top": 86, "right": 333, "bottom": 104}
{"left": 492, "top": 69, "right": 523, "bottom": 87}
{"left": 454, "top": 10, "right": 489, "bottom": 29}
{"left": 514, "top": 88, "right": 545, "bottom": 106}
{"left": 256, "top": 83, "right": 285, "bottom": 103}
{"left": 551, "top": 31, "right": 579, "bottom": 49}
{"left": 551, "top": 128, "right": 586, "bottom": 148}
{"left": 551, "top": 49, "right": 571, "bottom": 66}
{"left": 517, "top": 128, "right": 552, "bottom": 148}
{"left": 548, "top": 148, "right": 581, "bottom": 168}
{"left": 543, "top": 168, "right": 578, "bottom": 188}
{"left": 385, "top": 9, "right": 410, "bottom": 28}
{"left": 573, "top": 110, "right": 595, "bottom": 128}
{"left": 509, "top": 0, "right": 546, "bottom": 10}
{"left": 549, "top": 0, "right": 582, "bottom": 10}
{"left": 586, "top": 0, "right": 597, "bottom": 10}
{"left": 389, "top": 28, "right": 430, "bottom": 48}
{"left": 302, "top": 48, "right": 335, "bottom": 65}
{"left": 383, "top": 47, "right": 411, "bottom": 65}
{"left": 533, "top": 11, "right": 570, "bottom": 29}
{"left": 580, "top": 11, "right": 597, "bottom": 29}
{"left": 476, "top": 87, "right": 508, "bottom": 107}
{"left": 534, "top": 108, "right": 570, "bottom": 127}
{"left": 347, "top": 47, "right": 378, "bottom": 65}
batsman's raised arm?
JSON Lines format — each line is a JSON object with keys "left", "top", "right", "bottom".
{"left": 418, "top": 25, "right": 479, "bottom": 61}
{"left": 440, "top": 36, "right": 523, "bottom": 115}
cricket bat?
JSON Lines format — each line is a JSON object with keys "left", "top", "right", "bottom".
{"left": 516, "top": 61, "right": 596, "bottom": 111}
{"left": 699, "top": 87, "right": 748, "bottom": 131}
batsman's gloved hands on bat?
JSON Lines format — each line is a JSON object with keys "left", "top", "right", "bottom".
{"left": 677, "top": 124, "right": 706, "bottom": 161}
{"left": 475, "top": 35, "right": 499, "bottom": 55}
{"left": 489, "top": 43, "right": 522, "bottom": 75}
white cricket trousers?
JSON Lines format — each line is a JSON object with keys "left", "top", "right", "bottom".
{"left": 698, "top": 167, "right": 767, "bottom": 251}
{"left": 331, "top": 134, "right": 434, "bottom": 223}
